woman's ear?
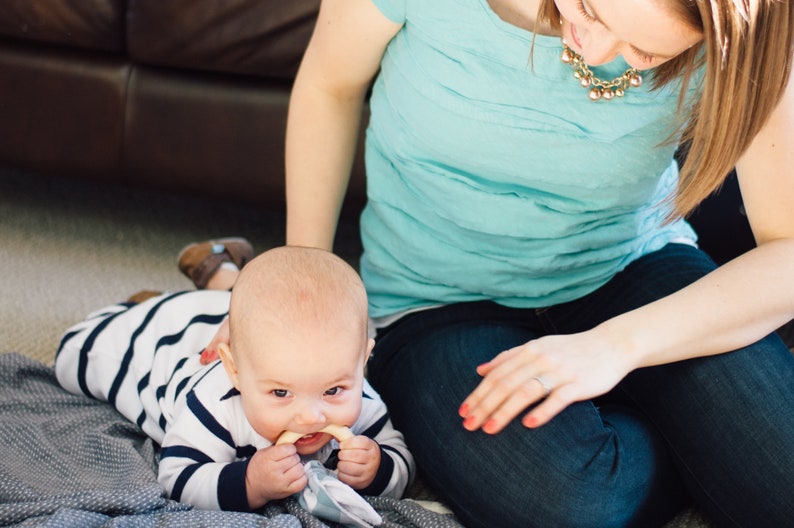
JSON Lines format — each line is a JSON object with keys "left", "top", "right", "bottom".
{"left": 217, "top": 343, "right": 240, "bottom": 389}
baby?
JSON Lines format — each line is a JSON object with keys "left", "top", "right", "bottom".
{"left": 55, "top": 246, "right": 413, "bottom": 513}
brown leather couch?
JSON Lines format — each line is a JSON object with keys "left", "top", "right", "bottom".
{"left": 0, "top": 0, "right": 366, "bottom": 216}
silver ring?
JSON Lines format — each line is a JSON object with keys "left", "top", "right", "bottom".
{"left": 532, "top": 375, "right": 553, "bottom": 397}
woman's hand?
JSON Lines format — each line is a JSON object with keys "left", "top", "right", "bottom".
{"left": 200, "top": 317, "right": 230, "bottom": 364}
{"left": 458, "top": 328, "right": 637, "bottom": 432}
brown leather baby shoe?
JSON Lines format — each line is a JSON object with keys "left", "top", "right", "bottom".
{"left": 126, "top": 290, "right": 163, "bottom": 303}
{"left": 177, "top": 237, "right": 254, "bottom": 289}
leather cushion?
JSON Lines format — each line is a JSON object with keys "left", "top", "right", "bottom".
{"left": 127, "top": 0, "right": 319, "bottom": 79}
{"left": 0, "top": 0, "right": 125, "bottom": 52}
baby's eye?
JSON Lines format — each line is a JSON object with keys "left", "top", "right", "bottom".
{"left": 325, "top": 387, "right": 342, "bottom": 396}
{"left": 272, "top": 389, "right": 289, "bottom": 398}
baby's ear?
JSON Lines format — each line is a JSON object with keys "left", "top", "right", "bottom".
{"left": 217, "top": 343, "right": 240, "bottom": 389}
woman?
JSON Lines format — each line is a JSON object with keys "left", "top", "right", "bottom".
{"left": 277, "top": 1, "right": 794, "bottom": 526}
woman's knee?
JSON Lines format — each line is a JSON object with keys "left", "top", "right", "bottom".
{"left": 409, "top": 404, "right": 684, "bottom": 528}
{"left": 431, "top": 455, "right": 678, "bottom": 528}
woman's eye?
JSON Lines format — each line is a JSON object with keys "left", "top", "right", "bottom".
{"left": 631, "top": 46, "right": 655, "bottom": 64}
{"left": 272, "top": 389, "right": 289, "bottom": 398}
{"left": 325, "top": 387, "right": 342, "bottom": 396}
{"left": 576, "top": 0, "right": 597, "bottom": 23}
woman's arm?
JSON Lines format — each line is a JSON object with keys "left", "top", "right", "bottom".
{"left": 607, "top": 69, "right": 794, "bottom": 367}
{"left": 285, "top": 0, "right": 402, "bottom": 250}
{"left": 461, "top": 75, "right": 794, "bottom": 431}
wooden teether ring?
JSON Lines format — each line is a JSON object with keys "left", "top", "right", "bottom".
{"left": 275, "top": 424, "right": 353, "bottom": 445}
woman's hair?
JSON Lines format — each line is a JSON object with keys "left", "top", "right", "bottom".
{"left": 537, "top": 0, "right": 794, "bottom": 219}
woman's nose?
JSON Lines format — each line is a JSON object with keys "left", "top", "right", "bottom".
{"left": 579, "top": 27, "right": 621, "bottom": 66}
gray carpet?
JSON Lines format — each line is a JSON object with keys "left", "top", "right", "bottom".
{"left": 0, "top": 168, "right": 361, "bottom": 365}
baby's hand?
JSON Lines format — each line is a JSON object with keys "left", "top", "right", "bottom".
{"left": 245, "top": 444, "right": 307, "bottom": 509}
{"left": 336, "top": 435, "right": 381, "bottom": 490}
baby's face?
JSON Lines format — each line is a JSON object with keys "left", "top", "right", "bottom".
{"left": 233, "top": 325, "right": 370, "bottom": 455}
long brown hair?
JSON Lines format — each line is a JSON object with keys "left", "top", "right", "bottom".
{"left": 537, "top": 0, "right": 794, "bottom": 219}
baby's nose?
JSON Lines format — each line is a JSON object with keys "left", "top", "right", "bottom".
{"left": 294, "top": 402, "right": 326, "bottom": 425}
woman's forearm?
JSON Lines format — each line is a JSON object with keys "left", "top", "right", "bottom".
{"left": 600, "top": 239, "right": 794, "bottom": 370}
{"left": 284, "top": 0, "right": 403, "bottom": 251}
{"left": 285, "top": 71, "right": 366, "bottom": 251}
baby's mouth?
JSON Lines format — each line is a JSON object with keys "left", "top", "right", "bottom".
{"left": 293, "top": 432, "right": 324, "bottom": 445}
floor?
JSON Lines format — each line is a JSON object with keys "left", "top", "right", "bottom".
{"left": 0, "top": 168, "right": 361, "bottom": 364}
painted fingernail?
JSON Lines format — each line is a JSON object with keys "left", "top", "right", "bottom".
{"left": 200, "top": 349, "right": 214, "bottom": 363}
{"left": 458, "top": 403, "right": 469, "bottom": 417}
{"left": 483, "top": 419, "right": 499, "bottom": 434}
{"left": 462, "top": 416, "right": 478, "bottom": 429}
{"left": 523, "top": 415, "right": 539, "bottom": 428}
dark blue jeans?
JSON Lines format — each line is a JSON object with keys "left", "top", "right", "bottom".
{"left": 368, "top": 244, "right": 794, "bottom": 528}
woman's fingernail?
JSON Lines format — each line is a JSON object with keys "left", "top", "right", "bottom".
{"left": 483, "top": 419, "right": 499, "bottom": 434}
{"left": 458, "top": 403, "right": 469, "bottom": 417}
{"left": 523, "top": 415, "right": 539, "bottom": 428}
{"left": 462, "top": 416, "right": 478, "bottom": 429}
{"left": 200, "top": 349, "right": 214, "bottom": 363}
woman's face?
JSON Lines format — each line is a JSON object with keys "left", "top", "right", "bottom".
{"left": 554, "top": 0, "right": 702, "bottom": 69}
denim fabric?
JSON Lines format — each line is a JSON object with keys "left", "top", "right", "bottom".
{"left": 368, "top": 244, "right": 794, "bottom": 528}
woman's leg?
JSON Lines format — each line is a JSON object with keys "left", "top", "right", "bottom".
{"left": 545, "top": 243, "right": 794, "bottom": 527}
{"left": 369, "top": 302, "right": 687, "bottom": 528}
{"left": 619, "top": 336, "right": 794, "bottom": 527}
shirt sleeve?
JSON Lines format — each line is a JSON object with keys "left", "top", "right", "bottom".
{"left": 371, "top": 0, "right": 407, "bottom": 23}
{"left": 158, "top": 389, "right": 251, "bottom": 510}
{"left": 350, "top": 380, "right": 416, "bottom": 498}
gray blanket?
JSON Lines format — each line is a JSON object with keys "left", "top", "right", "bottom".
{"left": 0, "top": 352, "right": 462, "bottom": 528}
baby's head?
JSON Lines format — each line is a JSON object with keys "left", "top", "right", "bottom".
{"left": 219, "top": 247, "right": 374, "bottom": 454}
{"left": 217, "top": 246, "right": 373, "bottom": 454}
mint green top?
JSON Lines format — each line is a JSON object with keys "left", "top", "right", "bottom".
{"left": 361, "top": 0, "right": 698, "bottom": 318}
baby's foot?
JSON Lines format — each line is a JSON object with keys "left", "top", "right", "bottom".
{"left": 177, "top": 237, "right": 253, "bottom": 289}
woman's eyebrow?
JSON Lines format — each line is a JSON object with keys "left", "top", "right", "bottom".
{"left": 583, "top": 0, "right": 677, "bottom": 59}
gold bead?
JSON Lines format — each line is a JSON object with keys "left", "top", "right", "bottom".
{"left": 602, "top": 89, "right": 614, "bottom": 100}
{"left": 629, "top": 74, "right": 643, "bottom": 87}
{"left": 561, "top": 49, "right": 574, "bottom": 63}
{"left": 588, "top": 87, "right": 602, "bottom": 101}
{"left": 580, "top": 76, "right": 592, "bottom": 88}
{"left": 615, "top": 88, "right": 625, "bottom": 97}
